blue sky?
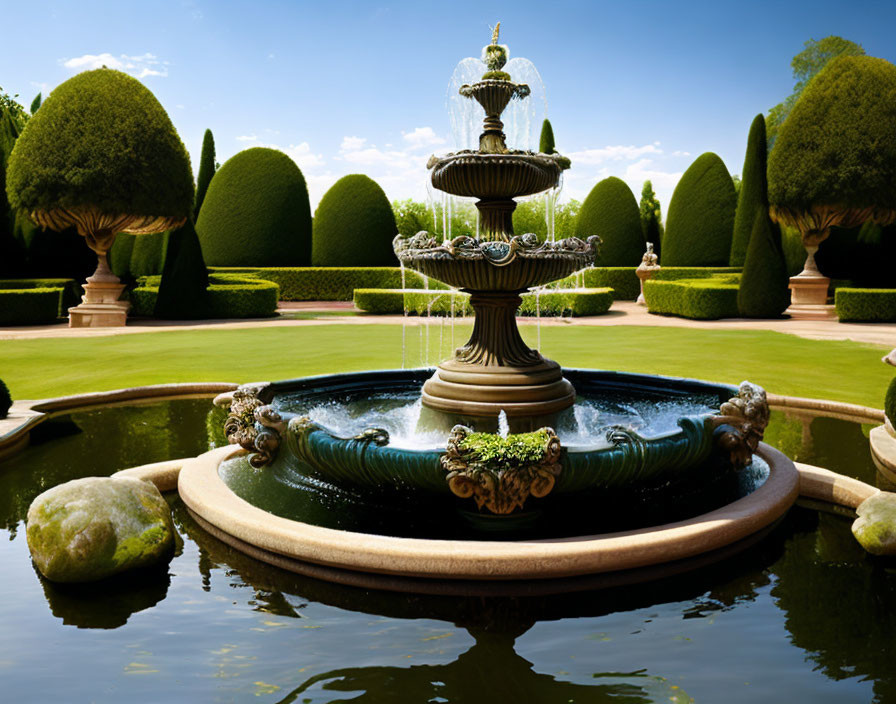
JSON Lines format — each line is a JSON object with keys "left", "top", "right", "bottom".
{"left": 3, "top": 0, "right": 895, "bottom": 211}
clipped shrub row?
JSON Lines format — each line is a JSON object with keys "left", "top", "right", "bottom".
{"left": 0, "top": 278, "right": 80, "bottom": 324}
{"left": 130, "top": 274, "right": 279, "bottom": 318}
{"left": 643, "top": 275, "right": 741, "bottom": 320}
{"left": 210, "top": 267, "right": 447, "bottom": 301}
{"left": 353, "top": 288, "right": 614, "bottom": 317}
{"left": 834, "top": 288, "right": 896, "bottom": 322}
{"left": 552, "top": 267, "right": 742, "bottom": 301}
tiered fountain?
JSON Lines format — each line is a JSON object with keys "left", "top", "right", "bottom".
{"left": 178, "top": 27, "right": 799, "bottom": 591}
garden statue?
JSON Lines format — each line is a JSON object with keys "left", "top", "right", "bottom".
{"left": 636, "top": 242, "right": 660, "bottom": 304}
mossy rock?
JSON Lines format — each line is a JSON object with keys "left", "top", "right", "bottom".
{"left": 852, "top": 492, "right": 896, "bottom": 555}
{"left": 26, "top": 476, "right": 175, "bottom": 582}
{"left": 312, "top": 174, "right": 397, "bottom": 266}
{"left": 196, "top": 147, "right": 312, "bottom": 267}
{"left": 6, "top": 68, "right": 193, "bottom": 219}
{"left": 574, "top": 177, "right": 645, "bottom": 266}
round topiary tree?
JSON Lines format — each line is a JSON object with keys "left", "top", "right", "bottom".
{"left": 768, "top": 56, "right": 896, "bottom": 282}
{"left": 730, "top": 114, "right": 769, "bottom": 267}
{"left": 312, "top": 174, "right": 397, "bottom": 266}
{"left": 196, "top": 147, "right": 312, "bottom": 267}
{"left": 662, "top": 153, "right": 737, "bottom": 266}
{"left": 5, "top": 68, "right": 193, "bottom": 327}
{"left": 574, "top": 177, "right": 645, "bottom": 266}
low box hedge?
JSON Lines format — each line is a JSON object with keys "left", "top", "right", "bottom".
{"left": 551, "top": 267, "right": 742, "bottom": 301}
{"left": 0, "top": 287, "right": 64, "bottom": 325}
{"left": 353, "top": 288, "right": 614, "bottom": 317}
{"left": 835, "top": 288, "right": 896, "bottom": 322}
{"left": 0, "top": 278, "right": 80, "bottom": 317}
{"left": 643, "top": 276, "right": 740, "bottom": 320}
{"left": 131, "top": 274, "right": 280, "bottom": 319}
{"left": 210, "top": 267, "right": 446, "bottom": 301}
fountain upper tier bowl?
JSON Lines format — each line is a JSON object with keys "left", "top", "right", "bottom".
{"left": 428, "top": 151, "right": 568, "bottom": 200}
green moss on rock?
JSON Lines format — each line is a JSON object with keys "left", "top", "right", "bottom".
{"left": 459, "top": 429, "right": 551, "bottom": 467}
{"left": 852, "top": 492, "right": 896, "bottom": 555}
{"left": 662, "top": 153, "right": 737, "bottom": 266}
{"left": 574, "top": 177, "right": 645, "bottom": 266}
{"left": 312, "top": 175, "right": 397, "bottom": 266}
{"left": 25, "top": 476, "right": 175, "bottom": 583}
{"left": 196, "top": 147, "right": 312, "bottom": 267}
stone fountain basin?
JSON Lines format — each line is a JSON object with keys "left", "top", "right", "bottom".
{"left": 430, "top": 152, "right": 564, "bottom": 199}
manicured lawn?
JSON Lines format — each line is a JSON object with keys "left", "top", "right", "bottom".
{"left": 1, "top": 323, "right": 891, "bottom": 408}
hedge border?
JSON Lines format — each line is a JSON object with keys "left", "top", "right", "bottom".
{"left": 0, "top": 278, "right": 80, "bottom": 316}
{"left": 834, "top": 288, "right": 896, "bottom": 323}
{"left": 0, "top": 288, "right": 63, "bottom": 325}
{"left": 130, "top": 274, "right": 280, "bottom": 319}
{"left": 552, "top": 267, "right": 742, "bottom": 301}
{"left": 643, "top": 276, "right": 741, "bottom": 320}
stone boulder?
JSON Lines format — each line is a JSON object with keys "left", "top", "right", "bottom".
{"left": 852, "top": 491, "right": 896, "bottom": 556}
{"left": 26, "top": 476, "right": 175, "bottom": 582}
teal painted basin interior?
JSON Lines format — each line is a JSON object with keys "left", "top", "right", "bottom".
{"left": 0, "top": 398, "right": 893, "bottom": 702}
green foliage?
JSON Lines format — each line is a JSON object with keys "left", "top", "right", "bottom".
{"left": 155, "top": 220, "right": 209, "bottom": 319}
{"left": 731, "top": 115, "right": 768, "bottom": 267}
{"left": 0, "top": 278, "right": 80, "bottom": 314}
{"left": 128, "top": 232, "right": 169, "bottom": 277}
{"left": 638, "top": 180, "right": 663, "bottom": 259}
{"left": 554, "top": 267, "right": 640, "bottom": 301}
{"left": 834, "top": 289, "right": 896, "bottom": 322}
{"left": 196, "top": 147, "right": 312, "bottom": 267}
{"left": 886, "top": 377, "right": 896, "bottom": 425}
{"left": 193, "top": 129, "right": 215, "bottom": 220}
{"left": 0, "top": 378, "right": 10, "bottom": 418}
{"left": 459, "top": 429, "right": 550, "bottom": 467}
{"left": 767, "top": 36, "right": 865, "bottom": 149}
{"left": 312, "top": 175, "right": 397, "bottom": 266}
{"left": 109, "top": 233, "right": 136, "bottom": 279}
{"left": 0, "top": 108, "right": 26, "bottom": 276}
{"left": 0, "top": 86, "right": 27, "bottom": 129}
{"left": 662, "top": 153, "right": 736, "bottom": 266}
{"left": 0, "top": 287, "right": 63, "bottom": 325}
{"left": 737, "top": 210, "right": 790, "bottom": 318}
{"left": 481, "top": 70, "right": 511, "bottom": 81}
{"left": 6, "top": 69, "right": 193, "bottom": 219}
{"left": 768, "top": 56, "right": 896, "bottom": 215}
{"left": 352, "top": 287, "right": 613, "bottom": 317}
{"left": 29, "top": 93, "right": 41, "bottom": 115}
{"left": 130, "top": 274, "right": 278, "bottom": 319}
{"left": 644, "top": 276, "right": 740, "bottom": 320}
{"left": 575, "top": 177, "right": 645, "bottom": 266}
{"left": 539, "top": 119, "right": 556, "bottom": 154}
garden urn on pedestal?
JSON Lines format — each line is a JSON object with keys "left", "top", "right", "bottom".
{"left": 635, "top": 242, "right": 660, "bottom": 304}
{"left": 5, "top": 69, "right": 194, "bottom": 327}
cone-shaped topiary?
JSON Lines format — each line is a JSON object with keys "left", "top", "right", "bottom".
{"left": 312, "top": 174, "right": 397, "bottom": 266}
{"left": 0, "top": 378, "right": 10, "bottom": 419}
{"left": 193, "top": 128, "right": 215, "bottom": 220}
{"left": 30, "top": 93, "right": 41, "bottom": 115}
{"left": 737, "top": 210, "right": 790, "bottom": 318}
{"left": 539, "top": 119, "right": 556, "bottom": 154}
{"left": 768, "top": 56, "right": 896, "bottom": 248}
{"left": 731, "top": 115, "right": 769, "bottom": 267}
{"left": 639, "top": 180, "right": 663, "bottom": 260}
{"left": 196, "top": 147, "right": 312, "bottom": 267}
{"left": 155, "top": 219, "right": 209, "bottom": 319}
{"left": 662, "top": 153, "right": 737, "bottom": 266}
{"left": 574, "top": 177, "right": 645, "bottom": 266}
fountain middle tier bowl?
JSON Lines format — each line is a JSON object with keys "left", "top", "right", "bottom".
{"left": 429, "top": 151, "right": 566, "bottom": 199}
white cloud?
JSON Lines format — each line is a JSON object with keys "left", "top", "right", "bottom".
{"left": 672, "top": 150, "right": 691, "bottom": 157}
{"left": 566, "top": 143, "right": 663, "bottom": 165}
{"left": 340, "top": 136, "right": 368, "bottom": 152}
{"left": 236, "top": 134, "right": 259, "bottom": 142}
{"left": 402, "top": 126, "right": 446, "bottom": 150}
{"left": 282, "top": 142, "right": 326, "bottom": 170}
{"left": 61, "top": 52, "right": 169, "bottom": 78}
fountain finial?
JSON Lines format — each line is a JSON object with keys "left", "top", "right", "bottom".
{"left": 491, "top": 21, "right": 500, "bottom": 45}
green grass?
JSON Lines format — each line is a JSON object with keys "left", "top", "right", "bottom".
{"left": 0, "top": 324, "right": 890, "bottom": 409}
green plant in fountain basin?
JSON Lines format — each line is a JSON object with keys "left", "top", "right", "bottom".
{"left": 458, "top": 429, "right": 554, "bottom": 468}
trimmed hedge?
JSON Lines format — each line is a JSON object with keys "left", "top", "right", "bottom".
{"left": 209, "top": 266, "right": 447, "bottom": 301}
{"left": 552, "top": 267, "right": 741, "bottom": 301}
{"left": 353, "top": 288, "right": 614, "bottom": 317}
{"left": 574, "top": 177, "right": 645, "bottom": 266}
{"left": 886, "top": 377, "right": 896, "bottom": 425}
{"left": 834, "top": 288, "right": 896, "bottom": 322}
{"left": 0, "top": 287, "right": 63, "bottom": 325}
{"left": 0, "top": 378, "right": 10, "bottom": 418}
{"left": 130, "top": 274, "right": 279, "bottom": 319}
{"left": 0, "top": 278, "right": 79, "bottom": 314}
{"left": 643, "top": 276, "right": 740, "bottom": 320}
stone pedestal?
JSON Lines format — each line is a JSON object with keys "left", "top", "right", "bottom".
{"left": 68, "top": 253, "right": 129, "bottom": 328}
{"left": 785, "top": 245, "right": 836, "bottom": 320}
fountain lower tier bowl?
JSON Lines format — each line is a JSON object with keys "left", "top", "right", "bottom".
{"left": 429, "top": 151, "right": 566, "bottom": 199}
{"left": 215, "top": 369, "right": 774, "bottom": 536}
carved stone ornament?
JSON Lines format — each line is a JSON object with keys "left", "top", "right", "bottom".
{"left": 711, "top": 381, "right": 770, "bottom": 468}
{"left": 220, "top": 384, "right": 286, "bottom": 468}
{"left": 440, "top": 425, "right": 563, "bottom": 514}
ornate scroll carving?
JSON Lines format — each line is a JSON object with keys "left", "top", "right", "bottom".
{"left": 220, "top": 384, "right": 286, "bottom": 468}
{"left": 711, "top": 381, "right": 770, "bottom": 468}
{"left": 440, "top": 425, "right": 563, "bottom": 514}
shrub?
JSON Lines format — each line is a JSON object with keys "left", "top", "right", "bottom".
{"left": 353, "top": 288, "right": 613, "bottom": 317}
{"left": 574, "top": 177, "right": 645, "bottom": 266}
{"left": 312, "top": 175, "right": 397, "bottom": 266}
{"left": 0, "top": 287, "right": 63, "bottom": 325}
{"left": 0, "top": 378, "right": 10, "bottom": 418}
{"left": 737, "top": 210, "right": 790, "bottom": 318}
{"left": 551, "top": 266, "right": 741, "bottom": 301}
{"left": 886, "top": 377, "right": 896, "bottom": 425}
{"left": 0, "top": 278, "right": 79, "bottom": 316}
{"left": 6, "top": 68, "right": 193, "bottom": 221}
{"left": 539, "top": 119, "right": 556, "bottom": 154}
{"left": 130, "top": 274, "right": 278, "bottom": 319}
{"left": 196, "top": 147, "right": 312, "bottom": 267}
{"left": 731, "top": 115, "right": 769, "bottom": 267}
{"left": 639, "top": 180, "right": 663, "bottom": 260}
{"left": 662, "top": 153, "right": 737, "bottom": 266}
{"left": 0, "top": 109, "right": 26, "bottom": 277}
{"left": 155, "top": 220, "right": 209, "bottom": 319}
{"left": 128, "top": 231, "right": 169, "bottom": 277}
{"left": 193, "top": 128, "right": 215, "bottom": 220}
{"left": 644, "top": 277, "right": 740, "bottom": 320}
{"left": 834, "top": 289, "right": 896, "bottom": 322}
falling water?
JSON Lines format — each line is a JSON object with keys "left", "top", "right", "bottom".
{"left": 498, "top": 410, "right": 510, "bottom": 439}
{"left": 400, "top": 262, "right": 408, "bottom": 368}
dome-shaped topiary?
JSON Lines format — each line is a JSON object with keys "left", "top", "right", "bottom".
{"left": 662, "top": 153, "right": 737, "bottom": 266}
{"left": 196, "top": 147, "right": 312, "bottom": 267}
{"left": 574, "top": 177, "right": 645, "bottom": 266}
{"left": 312, "top": 174, "right": 397, "bottom": 266}
{"left": 769, "top": 56, "right": 896, "bottom": 236}
{"left": 6, "top": 68, "right": 193, "bottom": 229}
